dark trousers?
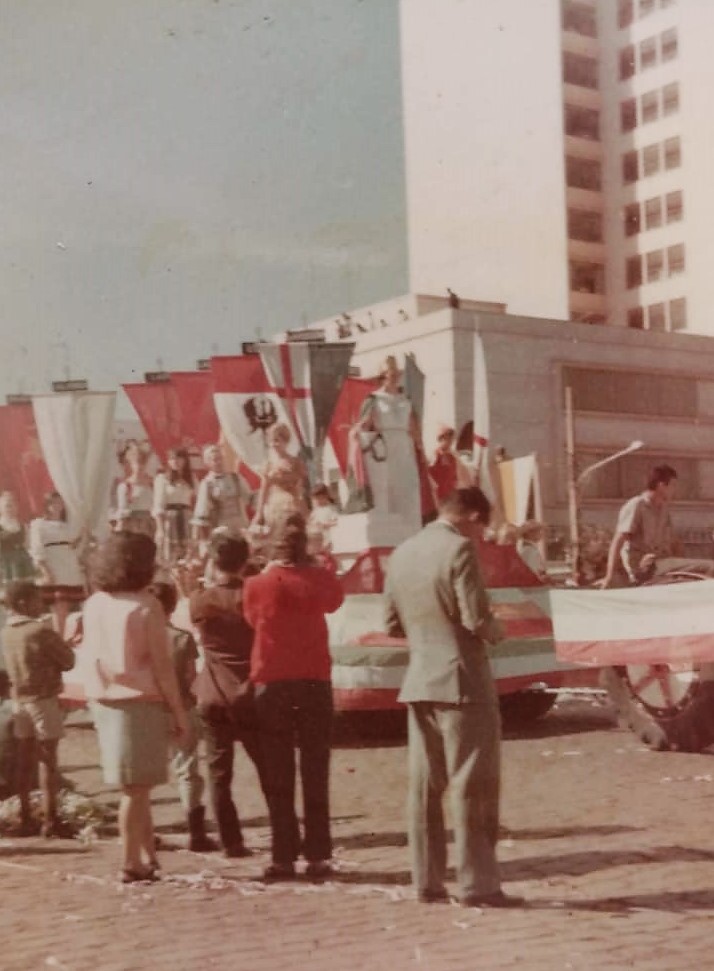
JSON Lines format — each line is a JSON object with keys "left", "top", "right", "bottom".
{"left": 198, "top": 703, "right": 267, "bottom": 851}
{"left": 254, "top": 680, "right": 333, "bottom": 866}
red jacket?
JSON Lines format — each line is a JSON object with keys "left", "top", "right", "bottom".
{"left": 243, "top": 562, "right": 344, "bottom": 684}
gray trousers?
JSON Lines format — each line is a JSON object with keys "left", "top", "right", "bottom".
{"left": 407, "top": 701, "right": 502, "bottom": 898}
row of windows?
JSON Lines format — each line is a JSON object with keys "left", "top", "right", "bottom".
{"left": 619, "top": 29, "right": 679, "bottom": 79}
{"left": 627, "top": 298, "right": 687, "bottom": 331}
{"left": 564, "top": 362, "right": 694, "bottom": 417}
{"left": 625, "top": 244, "right": 685, "bottom": 288}
{"left": 621, "top": 82, "right": 679, "bottom": 131}
{"left": 622, "top": 137, "right": 681, "bottom": 183}
{"left": 618, "top": 0, "right": 677, "bottom": 30}
{"left": 562, "top": 1, "right": 597, "bottom": 39}
{"left": 563, "top": 51, "right": 599, "bottom": 90}
{"left": 570, "top": 260, "right": 605, "bottom": 295}
{"left": 623, "top": 190, "right": 683, "bottom": 236}
{"left": 566, "top": 156, "right": 601, "bottom": 191}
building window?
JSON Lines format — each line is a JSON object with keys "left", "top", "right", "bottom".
{"left": 626, "top": 255, "right": 643, "bottom": 289}
{"left": 563, "top": 365, "right": 697, "bottom": 419}
{"left": 562, "top": 1, "right": 597, "bottom": 38}
{"left": 667, "top": 244, "right": 685, "bottom": 275}
{"left": 622, "top": 150, "right": 639, "bottom": 183}
{"left": 565, "top": 104, "right": 600, "bottom": 140}
{"left": 639, "top": 0, "right": 655, "bottom": 15}
{"left": 661, "top": 28, "right": 678, "bottom": 61}
{"left": 621, "top": 98, "right": 637, "bottom": 132}
{"left": 570, "top": 261, "right": 605, "bottom": 294}
{"left": 624, "top": 202, "right": 641, "bottom": 236}
{"left": 568, "top": 209, "right": 603, "bottom": 243}
{"left": 641, "top": 90, "right": 659, "bottom": 123}
{"left": 662, "top": 82, "right": 680, "bottom": 116}
{"left": 646, "top": 250, "right": 664, "bottom": 282}
{"left": 670, "top": 297, "right": 687, "bottom": 330}
{"left": 660, "top": 0, "right": 676, "bottom": 7}
{"left": 640, "top": 37, "right": 657, "bottom": 70}
{"left": 645, "top": 197, "right": 663, "bottom": 229}
{"left": 664, "top": 137, "right": 681, "bottom": 170}
{"left": 566, "top": 156, "right": 601, "bottom": 191}
{"left": 648, "top": 303, "right": 667, "bottom": 331}
{"left": 619, "top": 46, "right": 636, "bottom": 80}
{"left": 666, "top": 190, "right": 683, "bottom": 222}
{"left": 563, "top": 52, "right": 599, "bottom": 89}
{"left": 618, "top": 0, "right": 634, "bottom": 26}
{"left": 642, "top": 143, "right": 660, "bottom": 176}
{"left": 628, "top": 307, "right": 645, "bottom": 329}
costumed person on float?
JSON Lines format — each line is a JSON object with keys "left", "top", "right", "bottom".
{"left": 250, "top": 422, "right": 308, "bottom": 536}
{"left": 192, "top": 444, "right": 250, "bottom": 549}
{"left": 428, "top": 424, "right": 474, "bottom": 504}
{"left": 152, "top": 447, "right": 195, "bottom": 565}
{"left": 352, "top": 355, "right": 423, "bottom": 537}
{"left": 116, "top": 440, "right": 155, "bottom": 537}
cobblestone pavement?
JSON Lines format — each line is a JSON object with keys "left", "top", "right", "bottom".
{"left": 2, "top": 695, "right": 714, "bottom": 971}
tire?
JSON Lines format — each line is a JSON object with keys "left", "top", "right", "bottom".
{"left": 499, "top": 689, "right": 557, "bottom": 728}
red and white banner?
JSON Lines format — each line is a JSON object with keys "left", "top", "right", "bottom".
{"left": 552, "top": 580, "right": 714, "bottom": 666}
{"left": 123, "top": 381, "right": 182, "bottom": 464}
{"left": 211, "top": 354, "right": 297, "bottom": 472}
{"left": 170, "top": 371, "right": 220, "bottom": 450}
{"left": 0, "top": 403, "right": 55, "bottom": 519}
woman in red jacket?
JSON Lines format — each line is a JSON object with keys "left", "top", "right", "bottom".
{"left": 243, "top": 514, "right": 344, "bottom": 882}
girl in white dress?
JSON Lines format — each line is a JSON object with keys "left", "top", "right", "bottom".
{"left": 28, "top": 492, "right": 84, "bottom": 589}
{"left": 357, "top": 355, "right": 423, "bottom": 535}
{"left": 152, "top": 448, "right": 195, "bottom": 564}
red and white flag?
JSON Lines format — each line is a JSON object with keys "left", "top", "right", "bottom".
{"left": 211, "top": 354, "right": 297, "bottom": 473}
{"left": 258, "top": 342, "right": 354, "bottom": 457}
{"left": 170, "top": 371, "right": 220, "bottom": 450}
{"left": 123, "top": 381, "right": 182, "bottom": 464}
{"left": 552, "top": 580, "right": 714, "bottom": 666}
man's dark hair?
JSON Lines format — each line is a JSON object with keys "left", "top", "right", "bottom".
{"left": 209, "top": 535, "right": 250, "bottom": 574}
{"left": 92, "top": 533, "right": 156, "bottom": 593}
{"left": 438, "top": 487, "right": 492, "bottom": 525}
{"left": 150, "top": 580, "right": 178, "bottom": 617}
{"left": 271, "top": 513, "right": 309, "bottom": 564}
{"left": 5, "top": 580, "right": 41, "bottom": 614}
{"left": 647, "top": 464, "right": 678, "bottom": 491}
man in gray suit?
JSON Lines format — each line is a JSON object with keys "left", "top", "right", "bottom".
{"left": 384, "top": 487, "right": 523, "bottom": 908}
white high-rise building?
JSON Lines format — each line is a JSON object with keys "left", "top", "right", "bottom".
{"left": 401, "top": 0, "right": 713, "bottom": 335}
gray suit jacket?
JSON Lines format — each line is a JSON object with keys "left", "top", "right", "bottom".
{"left": 384, "top": 520, "right": 501, "bottom": 705}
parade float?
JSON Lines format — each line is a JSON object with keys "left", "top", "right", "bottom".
{"left": 3, "top": 336, "right": 714, "bottom": 746}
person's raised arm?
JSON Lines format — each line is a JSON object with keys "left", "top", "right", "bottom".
{"left": 383, "top": 569, "right": 405, "bottom": 639}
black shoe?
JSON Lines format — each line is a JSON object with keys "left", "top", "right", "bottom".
{"left": 224, "top": 844, "right": 253, "bottom": 859}
{"left": 41, "top": 819, "right": 75, "bottom": 839}
{"left": 262, "top": 863, "right": 296, "bottom": 883}
{"left": 417, "top": 888, "right": 450, "bottom": 904}
{"left": 190, "top": 833, "right": 219, "bottom": 853}
{"left": 187, "top": 807, "right": 219, "bottom": 853}
{"left": 120, "top": 866, "right": 161, "bottom": 884}
{"left": 460, "top": 891, "right": 526, "bottom": 909}
{"left": 304, "top": 860, "right": 335, "bottom": 881}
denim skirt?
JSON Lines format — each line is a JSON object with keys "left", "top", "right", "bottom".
{"left": 90, "top": 700, "right": 169, "bottom": 787}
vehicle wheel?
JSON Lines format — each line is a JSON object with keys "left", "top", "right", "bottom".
{"left": 499, "top": 689, "right": 557, "bottom": 728}
{"left": 601, "top": 665, "right": 714, "bottom": 752}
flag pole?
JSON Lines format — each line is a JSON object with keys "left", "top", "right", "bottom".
{"left": 565, "top": 385, "right": 580, "bottom": 582}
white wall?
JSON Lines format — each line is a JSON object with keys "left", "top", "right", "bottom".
{"left": 400, "top": 0, "right": 570, "bottom": 318}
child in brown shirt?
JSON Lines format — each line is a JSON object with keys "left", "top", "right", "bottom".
{"left": 1, "top": 581, "right": 75, "bottom": 836}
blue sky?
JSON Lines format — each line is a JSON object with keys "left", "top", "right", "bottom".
{"left": 1, "top": 0, "right": 406, "bottom": 409}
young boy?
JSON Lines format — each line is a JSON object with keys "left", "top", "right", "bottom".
{"left": 150, "top": 580, "right": 216, "bottom": 852}
{"left": 1, "top": 581, "right": 75, "bottom": 836}
{"left": 307, "top": 484, "right": 338, "bottom": 546}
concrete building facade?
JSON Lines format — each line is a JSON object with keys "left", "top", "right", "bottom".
{"left": 400, "top": 0, "right": 714, "bottom": 336}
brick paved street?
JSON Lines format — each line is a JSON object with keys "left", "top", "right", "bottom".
{"left": 2, "top": 695, "right": 713, "bottom": 971}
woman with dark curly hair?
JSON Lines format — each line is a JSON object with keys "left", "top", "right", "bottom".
{"left": 243, "top": 514, "right": 343, "bottom": 882}
{"left": 82, "top": 532, "right": 188, "bottom": 882}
